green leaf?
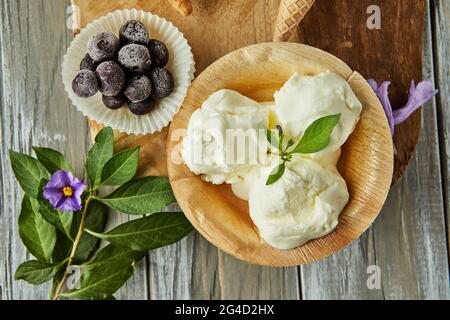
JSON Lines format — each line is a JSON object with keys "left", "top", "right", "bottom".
{"left": 265, "top": 162, "right": 286, "bottom": 185}
{"left": 39, "top": 202, "right": 73, "bottom": 240}
{"left": 73, "top": 200, "right": 107, "bottom": 262}
{"left": 73, "top": 201, "right": 107, "bottom": 264}
{"left": 15, "top": 260, "right": 65, "bottom": 285}
{"left": 290, "top": 114, "right": 341, "bottom": 154}
{"left": 18, "top": 196, "right": 56, "bottom": 262}
{"left": 85, "top": 213, "right": 193, "bottom": 252}
{"left": 32, "top": 147, "right": 72, "bottom": 174}
{"left": 285, "top": 138, "right": 295, "bottom": 150}
{"left": 95, "top": 177, "right": 175, "bottom": 215}
{"left": 84, "top": 244, "right": 145, "bottom": 271}
{"left": 60, "top": 262, "right": 134, "bottom": 300}
{"left": 86, "top": 127, "right": 114, "bottom": 190}
{"left": 100, "top": 147, "right": 140, "bottom": 187}
{"left": 36, "top": 179, "right": 74, "bottom": 240}
{"left": 52, "top": 231, "right": 73, "bottom": 262}
{"left": 9, "top": 150, "right": 49, "bottom": 198}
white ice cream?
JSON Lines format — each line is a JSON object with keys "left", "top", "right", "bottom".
{"left": 183, "top": 73, "right": 361, "bottom": 250}
{"left": 231, "top": 150, "right": 342, "bottom": 201}
{"left": 249, "top": 157, "right": 349, "bottom": 250}
{"left": 182, "top": 89, "right": 270, "bottom": 184}
{"left": 274, "top": 72, "right": 362, "bottom": 156}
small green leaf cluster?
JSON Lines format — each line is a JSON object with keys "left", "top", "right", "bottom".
{"left": 266, "top": 114, "right": 341, "bottom": 185}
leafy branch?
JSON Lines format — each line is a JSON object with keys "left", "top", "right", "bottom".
{"left": 10, "top": 127, "right": 192, "bottom": 300}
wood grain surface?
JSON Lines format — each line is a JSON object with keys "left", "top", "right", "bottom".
{"left": 1, "top": 0, "right": 449, "bottom": 299}
{"left": 432, "top": 0, "right": 450, "bottom": 256}
{"left": 296, "top": 0, "right": 425, "bottom": 183}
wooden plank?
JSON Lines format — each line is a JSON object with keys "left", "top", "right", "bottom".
{"left": 369, "top": 0, "right": 449, "bottom": 299}
{"left": 128, "top": 0, "right": 300, "bottom": 299}
{"left": 0, "top": 0, "right": 87, "bottom": 299}
{"left": 433, "top": 0, "right": 450, "bottom": 259}
{"left": 301, "top": 232, "right": 383, "bottom": 299}
{"left": 149, "top": 204, "right": 220, "bottom": 300}
{"left": 299, "top": 0, "right": 446, "bottom": 299}
{"left": 0, "top": 0, "right": 148, "bottom": 299}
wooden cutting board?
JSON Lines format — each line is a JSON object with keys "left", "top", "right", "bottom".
{"left": 73, "top": 0, "right": 425, "bottom": 183}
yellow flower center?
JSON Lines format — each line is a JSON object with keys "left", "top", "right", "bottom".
{"left": 62, "top": 186, "right": 73, "bottom": 197}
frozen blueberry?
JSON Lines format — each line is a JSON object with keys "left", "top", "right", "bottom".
{"left": 119, "top": 20, "right": 149, "bottom": 44}
{"left": 80, "top": 54, "right": 97, "bottom": 71}
{"left": 95, "top": 61, "right": 125, "bottom": 97}
{"left": 118, "top": 44, "right": 152, "bottom": 73}
{"left": 123, "top": 75, "right": 152, "bottom": 103}
{"left": 147, "top": 39, "right": 169, "bottom": 67}
{"left": 102, "top": 94, "right": 126, "bottom": 109}
{"left": 87, "top": 32, "right": 120, "bottom": 62}
{"left": 72, "top": 70, "right": 99, "bottom": 98}
{"left": 149, "top": 68, "right": 174, "bottom": 98}
{"left": 128, "top": 97, "right": 156, "bottom": 115}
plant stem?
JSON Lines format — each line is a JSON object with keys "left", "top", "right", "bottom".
{"left": 53, "top": 194, "right": 93, "bottom": 300}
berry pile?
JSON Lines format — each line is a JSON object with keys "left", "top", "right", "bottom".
{"left": 72, "top": 20, "right": 174, "bottom": 115}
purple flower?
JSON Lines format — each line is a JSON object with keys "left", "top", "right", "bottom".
{"left": 43, "top": 170, "right": 85, "bottom": 211}
{"left": 368, "top": 79, "right": 438, "bottom": 136}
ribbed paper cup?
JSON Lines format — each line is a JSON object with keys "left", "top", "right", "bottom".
{"left": 62, "top": 9, "right": 195, "bottom": 135}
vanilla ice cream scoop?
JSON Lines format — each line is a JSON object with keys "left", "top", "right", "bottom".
{"left": 274, "top": 72, "right": 362, "bottom": 156}
{"left": 182, "top": 89, "right": 270, "bottom": 184}
{"left": 248, "top": 157, "right": 349, "bottom": 250}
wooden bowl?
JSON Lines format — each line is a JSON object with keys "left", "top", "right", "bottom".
{"left": 167, "top": 43, "right": 393, "bottom": 266}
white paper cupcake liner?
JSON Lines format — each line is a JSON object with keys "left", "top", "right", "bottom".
{"left": 62, "top": 9, "right": 195, "bottom": 135}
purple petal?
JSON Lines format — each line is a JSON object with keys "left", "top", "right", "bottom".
{"left": 368, "top": 79, "right": 395, "bottom": 135}
{"left": 56, "top": 197, "right": 82, "bottom": 212}
{"left": 392, "top": 80, "right": 438, "bottom": 125}
{"left": 367, "top": 79, "right": 378, "bottom": 91}
{"left": 43, "top": 187, "right": 64, "bottom": 208}
{"left": 45, "top": 170, "right": 72, "bottom": 189}
{"left": 72, "top": 181, "right": 85, "bottom": 197}
{"left": 71, "top": 181, "right": 85, "bottom": 210}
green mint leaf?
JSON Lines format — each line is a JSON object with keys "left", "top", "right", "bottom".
{"left": 14, "top": 260, "right": 65, "bottom": 285}
{"left": 286, "top": 138, "right": 295, "bottom": 150}
{"left": 9, "top": 150, "right": 49, "bottom": 198}
{"left": 86, "top": 127, "right": 114, "bottom": 190}
{"left": 60, "top": 262, "right": 134, "bottom": 300}
{"left": 290, "top": 114, "right": 341, "bottom": 154}
{"left": 72, "top": 201, "right": 107, "bottom": 264}
{"left": 32, "top": 147, "right": 72, "bottom": 174}
{"left": 18, "top": 196, "right": 56, "bottom": 262}
{"left": 84, "top": 244, "right": 145, "bottom": 271}
{"left": 95, "top": 177, "right": 175, "bottom": 215}
{"left": 266, "top": 129, "right": 280, "bottom": 149}
{"left": 265, "top": 162, "right": 286, "bottom": 185}
{"left": 85, "top": 212, "right": 193, "bottom": 252}
{"left": 100, "top": 147, "right": 140, "bottom": 187}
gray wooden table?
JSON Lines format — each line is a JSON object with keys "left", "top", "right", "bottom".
{"left": 0, "top": 0, "right": 449, "bottom": 300}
